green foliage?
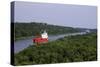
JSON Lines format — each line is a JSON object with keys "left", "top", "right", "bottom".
{"left": 14, "top": 22, "right": 80, "bottom": 40}
{"left": 14, "top": 33, "right": 97, "bottom": 65}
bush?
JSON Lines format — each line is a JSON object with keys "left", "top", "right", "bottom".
{"left": 14, "top": 33, "right": 97, "bottom": 65}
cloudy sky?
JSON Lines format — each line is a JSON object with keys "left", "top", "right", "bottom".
{"left": 14, "top": 1, "right": 97, "bottom": 29}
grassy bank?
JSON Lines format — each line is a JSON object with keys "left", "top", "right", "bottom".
{"left": 14, "top": 36, "right": 34, "bottom": 41}
{"left": 14, "top": 22, "right": 82, "bottom": 40}
{"left": 14, "top": 33, "right": 97, "bottom": 65}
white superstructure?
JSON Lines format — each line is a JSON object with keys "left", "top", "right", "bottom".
{"left": 41, "top": 30, "right": 48, "bottom": 39}
{"left": 86, "top": 30, "right": 90, "bottom": 33}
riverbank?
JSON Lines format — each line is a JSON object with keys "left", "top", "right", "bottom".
{"left": 14, "top": 31, "right": 84, "bottom": 41}
{"left": 14, "top": 32, "right": 87, "bottom": 53}
{"left": 14, "top": 33, "right": 97, "bottom": 65}
{"left": 15, "top": 36, "right": 34, "bottom": 41}
{"left": 14, "top": 22, "right": 81, "bottom": 41}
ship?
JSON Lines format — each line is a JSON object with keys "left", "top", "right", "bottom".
{"left": 33, "top": 30, "right": 48, "bottom": 45}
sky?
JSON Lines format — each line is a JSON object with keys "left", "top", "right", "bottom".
{"left": 14, "top": 1, "right": 97, "bottom": 29}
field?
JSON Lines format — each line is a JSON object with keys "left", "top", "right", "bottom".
{"left": 14, "top": 33, "right": 97, "bottom": 65}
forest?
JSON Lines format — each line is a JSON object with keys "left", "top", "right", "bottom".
{"left": 14, "top": 32, "right": 97, "bottom": 65}
{"left": 14, "top": 22, "right": 83, "bottom": 40}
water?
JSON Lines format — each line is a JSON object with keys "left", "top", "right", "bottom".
{"left": 14, "top": 32, "right": 87, "bottom": 53}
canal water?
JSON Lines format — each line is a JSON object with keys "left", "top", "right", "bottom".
{"left": 14, "top": 32, "right": 87, "bottom": 53}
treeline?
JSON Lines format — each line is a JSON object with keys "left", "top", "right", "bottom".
{"left": 14, "top": 33, "right": 97, "bottom": 65}
{"left": 14, "top": 22, "right": 81, "bottom": 40}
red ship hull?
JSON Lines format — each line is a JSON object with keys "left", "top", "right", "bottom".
{"left": 33, "top": 37, "right": 48, "bottom": 43}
